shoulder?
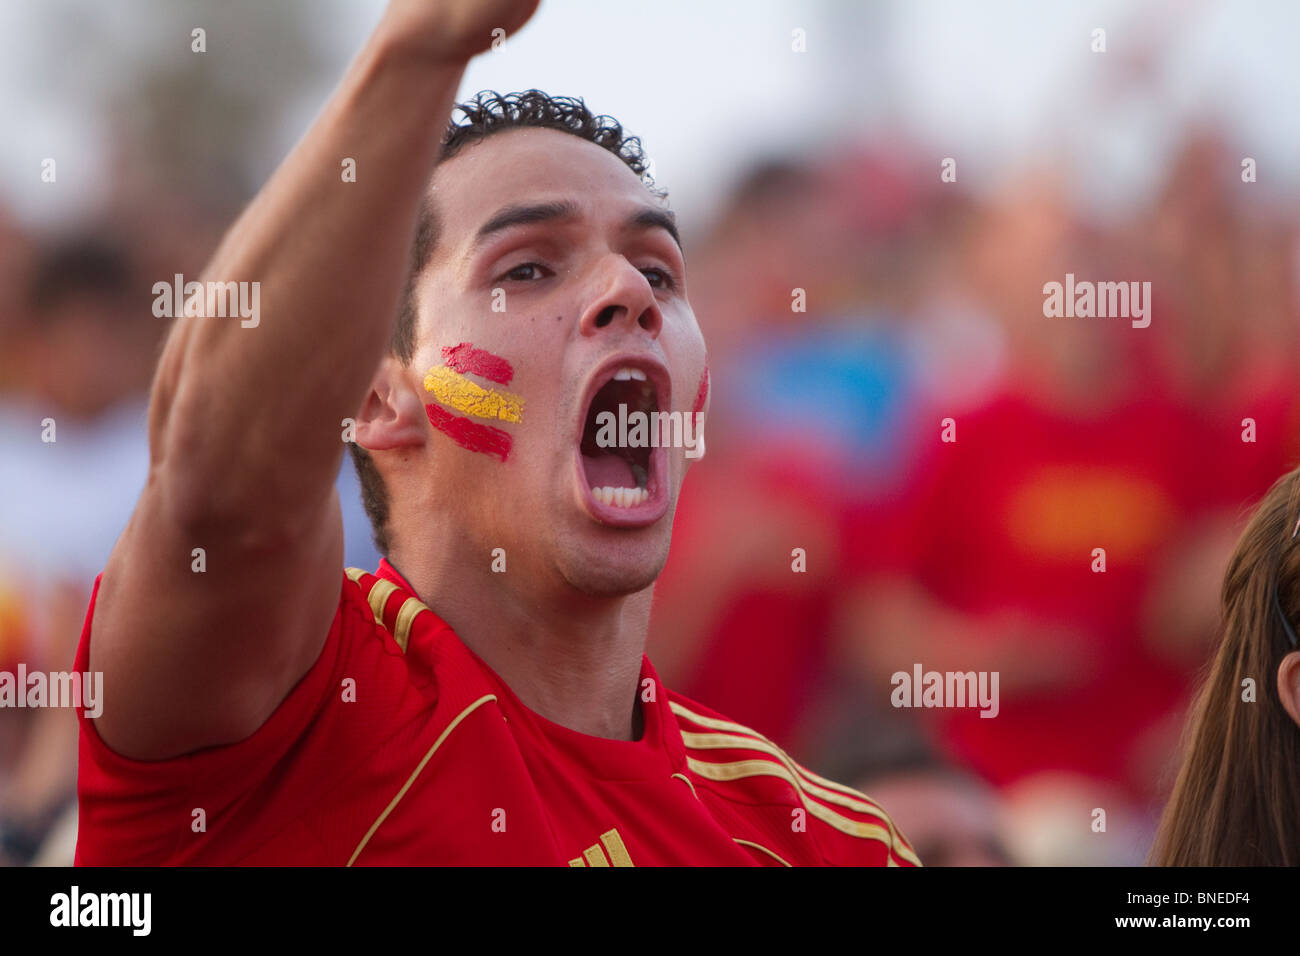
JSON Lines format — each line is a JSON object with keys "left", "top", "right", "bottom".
{"left": 666, "top": 690, "right": 921, "bottom": 867}
{"left": 343, "top": 567, "right": 455, "bottom": 697}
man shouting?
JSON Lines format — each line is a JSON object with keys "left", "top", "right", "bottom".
{"left": 75, "top": 0, "right": 917, "bottom": 867}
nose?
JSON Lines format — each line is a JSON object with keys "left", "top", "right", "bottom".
{"left": 578, "top": 256, "right": 663, "bottom": 340}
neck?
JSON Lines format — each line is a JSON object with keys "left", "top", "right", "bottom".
{"left": 386, "top": 545, "right": 651, "bottom": 741}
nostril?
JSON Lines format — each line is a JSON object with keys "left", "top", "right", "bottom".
{"left": 638, "top": 312, "right": 654, "bottom": 330}
{"left": 595, "top": 306, "right": 617, "bottom": 329}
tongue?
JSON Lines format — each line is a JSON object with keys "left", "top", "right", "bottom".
{"left": 583, "top": 453, "right": 636, "bottom": 489}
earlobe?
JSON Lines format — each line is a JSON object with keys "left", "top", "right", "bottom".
{"left": 1277, "top": 651, "right": 1300, "bottom": 729}
{"left": 354, "top": 358, "right": 427, "bottom": 452}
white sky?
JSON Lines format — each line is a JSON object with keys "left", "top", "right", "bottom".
{"left": 2, "top": 0, "right": 1299, "bottom": 230}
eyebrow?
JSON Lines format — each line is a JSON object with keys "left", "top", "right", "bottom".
{"left": 629, "top": 207, "right": 681, "bottom": 250}
{"left": 470, "top": 200, "right": 682, "bottom": 252}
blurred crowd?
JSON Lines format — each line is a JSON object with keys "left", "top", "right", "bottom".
{"left": 2, "top": 119, "right": 1298, "bottom": 864}
{"left": 649, "top": 129, "right": 1300, "bottom": 866}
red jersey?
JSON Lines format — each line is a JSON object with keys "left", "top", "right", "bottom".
{"left": 74, "top": 560, "right": 918, "bottom": 867}
{"left": 903, "top": 390, "right": 1193, "bottom": 796}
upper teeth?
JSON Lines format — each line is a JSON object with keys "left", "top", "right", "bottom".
{"left": 594, "top": 486, "right": 649, "bottom": 507}
{"left": 613, "top": 367, "right": 648, "bottom": 382}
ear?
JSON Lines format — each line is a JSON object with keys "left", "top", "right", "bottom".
{"left": 354, "top": 355, "right": 427, "bottom": 452}
{"left": 1277, "top": 650, "right": 1300, "bottom": 730}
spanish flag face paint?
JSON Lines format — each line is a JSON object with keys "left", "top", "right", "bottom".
{"left": 423, "top": 367, "right": 524, "bottom": 423}
{"left": 423, "top": 343, "right": 523, "bottom": 462}
{"left": 691, "top": 363, "right": 709, "bottom": 416}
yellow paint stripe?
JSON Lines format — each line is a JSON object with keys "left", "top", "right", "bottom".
{"left": 423, "top": 366, "right": 524, "bottom": 423}
{"left": 392, "top": 595, "right": 430, "bottom": 654}
{"left": 582, "top": 844, "right": 609, "bottom": 867}
{"left": 568, "top": 857, "right": 586, "bottom": 867}
{"left": 686, "top": 756, "right": 918, "bottom": 863}
{"left": 600, "top": 830, "right": 634, "bottom": 867}
{"left": 670, "top": 699, "right": 920, "bottom": 863}
{"left": 346, "top": 694, "right": 497, "bottom": 866}
{"left": 345, "top": 567, "right": 367, "bottom": 584}
{"left": 733, "top": 838, "right": 792, "bottom": 867}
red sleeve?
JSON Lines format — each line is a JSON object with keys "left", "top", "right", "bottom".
{"left": 73, "top": 571, "right": 389, "bottom": 865}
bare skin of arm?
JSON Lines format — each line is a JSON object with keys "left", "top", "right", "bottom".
{"left": 89, "top": 0, "right": 540, "bottom": 760}
{"left": 838, "top": 577, "right": 1099, "bottom": 696}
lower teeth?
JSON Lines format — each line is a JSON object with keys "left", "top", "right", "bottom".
{"left": 594, "top": 486, "right": 647, "bottom": 507}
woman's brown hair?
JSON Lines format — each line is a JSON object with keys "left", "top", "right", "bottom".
{"left": 1151, "top": 468, "right": 1300, "bottom": 865}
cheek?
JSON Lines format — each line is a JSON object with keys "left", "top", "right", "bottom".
{"left": 422, "top": 342, "right": 525, "bottom": 463}
{"left": 691, "top": 363, "right": 709, "bottom": 415}
{"left": 441, "top": 342, "right": 514, "bottom": 384}
{"left": 424, "top": 403, "right": 512, "bottom": 462}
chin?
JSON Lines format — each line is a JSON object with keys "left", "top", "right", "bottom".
{"left": 555, "top": 532, "right": 671, "bottom": 598}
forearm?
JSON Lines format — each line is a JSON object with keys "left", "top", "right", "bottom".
{"left": 154, "top": 23, "right": 465, "bottom": 526}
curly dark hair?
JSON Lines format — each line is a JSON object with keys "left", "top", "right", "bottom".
{"left": 349, "top": 90, "right": 663, "bottom": 555}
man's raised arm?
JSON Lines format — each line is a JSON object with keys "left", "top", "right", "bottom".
{"left": 90, "top": 0, "right": 540, "bottom": 759}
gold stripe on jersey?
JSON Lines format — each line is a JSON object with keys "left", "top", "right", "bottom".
{"left": 733, "top": 838, "right": 792, "bottom": 867}
{"left": 346, "top": 693, "right": 498, "bottom": 866}
{"left": 669, "top": 700, "right": 763, "bottom": 737}
{"left": 392, "top": 595, "right": 431, "bottom": 654}
{"left": 671, "top": 700, "right": 906, "bottom": 820}
{"left": 680, "top": 730, "right": 896, "bottom": 823}
{"left": 686, "top": 756, "right": 910, "bottom": 855}
{"left": 366, "top": 579, "right": 400, "bottom": 630}
{"left": 600, "top": 829, "right": 634, "bottom": 867}
{"left": 670, "top": 707, "right": 904, "bottom": 842}
{"left": 671, "top": 701, "right": 920, "bottom": 865}
{"left": 345, "top": 567, "right": 399, "bottom": 629}
{"left": 568, "top": 829, "right": 634, "bottom": 867}
{"left": 671, "top": 772, "right": 700, "bottom": 800}
{"left": 345, "top": 569, "right": 429, "bottom": 655}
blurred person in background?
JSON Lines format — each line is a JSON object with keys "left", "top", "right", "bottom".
{"left": 836, "top": 171, "right": 1206, "bottom": 864}
{"left": 851, "top": 751, "right": 1013, "bottom": 867}
{"left": 856, "top": 763, "right": 1011, "bottom": 867}
{"left": 1152, "top": 466, "right": 1300, "bottom": 865}
{"left": 839, "top": 133, "right": 1300, "bottom": 862}
{"left": 0, "top": 236, "right": 158, "bottom": 864}
{"left": 0, "top": 207, "right": 35, "bottom": 392}
{"left": 0, "top": 204, "right": 36, "bottom": 749}
{"left": 1136, "top": 131, "right": 1300, "bottom": 681}
{"left": 811, "top": 710, "right": 1016, "bottom": 866}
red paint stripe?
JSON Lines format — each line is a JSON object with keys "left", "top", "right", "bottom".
{"left": 691, "top": 364, "right": 710, "bottom": 415}
{"left": 425, "top": 403, "right": 512, "bottom": 461}
{"left": 441, "top": 342, "right": 514, "bottom": 385}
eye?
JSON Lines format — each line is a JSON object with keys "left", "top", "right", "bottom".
{"left": 641, "top": 267, "right": 677, "bottom": 290}
{"left": 501, "top": 262, "right": 552, "bottom": 282}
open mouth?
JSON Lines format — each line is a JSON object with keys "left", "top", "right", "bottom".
{"left": 575, "top": 359, "right": 671, "bottom": 525}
